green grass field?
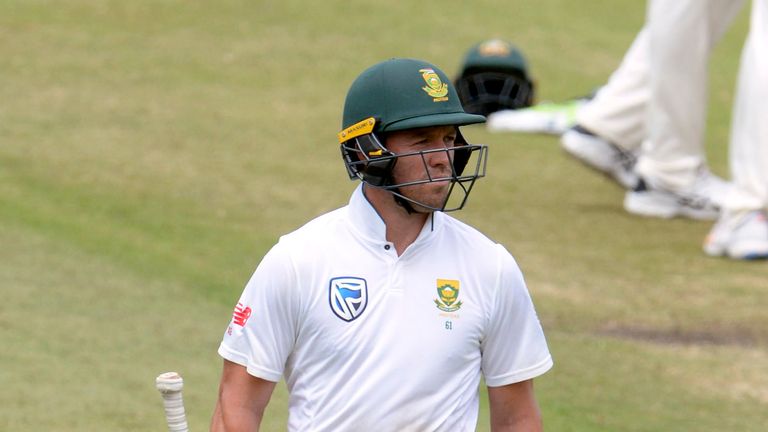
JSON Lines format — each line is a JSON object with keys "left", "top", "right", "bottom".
{"left": 2, "top": 1, "right": 767, "bottom": 430}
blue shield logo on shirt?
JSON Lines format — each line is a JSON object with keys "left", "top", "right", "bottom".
{"left": 329, "top": 277, "right": 368, "bottom": 322}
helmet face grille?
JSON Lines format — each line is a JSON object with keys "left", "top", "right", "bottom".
{"left": 340, "top": 133, "right": 395, "bottom": 187}
{"left": 456, "top": 71, "right": 534, "bottom": 116}
{"left": 340, "top": 132, "right": 488, "bottom": 212}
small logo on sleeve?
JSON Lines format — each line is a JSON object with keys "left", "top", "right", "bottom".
{"left": 232, "top": 302, "right": 252, "bottom": 326}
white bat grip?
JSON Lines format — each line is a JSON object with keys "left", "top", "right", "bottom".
{"left": 156, "top": 372, "right": 190, "bottom": 432}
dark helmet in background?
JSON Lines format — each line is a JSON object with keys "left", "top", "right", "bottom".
{"left": 338, "top": 58, "right": 488, "bottom": 212}
{"left": 455, "top": 39, "right": 535, "bottom": 116}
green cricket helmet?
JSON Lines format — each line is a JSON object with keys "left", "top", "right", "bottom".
{"left": 455, "top": 39, "right": 535, "bottom": 116}
{"left": 338, "top": 58, "right": 489, "bottom": 212}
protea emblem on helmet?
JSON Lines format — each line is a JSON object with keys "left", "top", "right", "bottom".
{"left": 419, "top": 68, "right": 449, "bottom": 101}
{"left": 434, "top": 279, "right": 462, "bottom": 312}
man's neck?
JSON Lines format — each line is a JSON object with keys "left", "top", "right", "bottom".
{"left": 363, "top": 185, "right": 430, "bottom": 256}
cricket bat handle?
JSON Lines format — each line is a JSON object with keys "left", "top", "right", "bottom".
{"left": 156, "top": 372, "right": 190, "bottom": 432}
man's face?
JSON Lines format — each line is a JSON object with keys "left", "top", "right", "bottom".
{"left": 385, "top": 125, "right": 458, "bottom": 212}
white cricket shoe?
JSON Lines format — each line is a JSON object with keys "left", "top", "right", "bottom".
{"left": 561, "top": 125, "right": 639, "bottom": 189}
{"left": 623, "top": 170, "right": 730, "bottom": 220}
{"left": 703, "top": 210, "right": 768, "bottom": 259}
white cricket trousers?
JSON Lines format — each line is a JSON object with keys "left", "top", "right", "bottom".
{"left": 577, "top": 0, "right": 767, "bottom": 210}
{"left": 726, "top": 0, "right": 768, "bottom": 212}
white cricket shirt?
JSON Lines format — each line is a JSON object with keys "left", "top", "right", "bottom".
{"left": 219, "top": 184, "right": 552, "bottom": 431}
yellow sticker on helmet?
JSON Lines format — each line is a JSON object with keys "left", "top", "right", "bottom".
{"left": 338, "top": 117, "right": 376, "bottom": 144}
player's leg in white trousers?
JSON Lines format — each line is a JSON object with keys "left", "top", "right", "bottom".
{"left": 625, "top": 0, "right": 746, "bottom": 219}
{"left": 637, "top": 0, "right": 743, "bottom": 189}
{"left": 705, "top": 0, "right": 768, "bottom": 259}
{"left": 563, "top": 0, "right": 744, "bottom": 212}
{"left": 575, "top": 27, "right": 649, "bottom": 151}
{"left": 561, "top": 27, "right": 649, "bottom": 189}
{"left": 574, "top": 0, "right": 744, "bottom": 149}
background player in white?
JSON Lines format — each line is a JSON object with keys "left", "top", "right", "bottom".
{"left": 562, "top": 0, "right": 743, "bottom": 214}
{"left": 210, "top": 58, "right": 553, "bottom": 431}
{"left": 561, "top": 0, "right": 768, "bottom": 258}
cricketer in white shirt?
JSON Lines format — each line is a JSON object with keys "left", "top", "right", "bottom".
{"left": 218, "top": 184, "right": 553, "bottom": 431}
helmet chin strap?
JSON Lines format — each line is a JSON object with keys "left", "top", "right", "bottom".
{"left": 392, "top": 189, "right": 419, "bottom": 214}
{"left": 391, "top": 188, "right": 438, "bottom": 232}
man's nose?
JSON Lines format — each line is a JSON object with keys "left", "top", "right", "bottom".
{"left": 427, "top": 144, "right": 452, "bottom": 169}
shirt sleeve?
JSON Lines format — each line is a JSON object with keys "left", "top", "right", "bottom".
{"left": 218, "top": 240, "right": 299, "bottom": 382}
{"left": 481, "top": 245, "right": 553, "bottom": 387}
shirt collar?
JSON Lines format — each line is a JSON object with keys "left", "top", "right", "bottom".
{"left": 346, "top": 183, "right": 444, "bottom": 244}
